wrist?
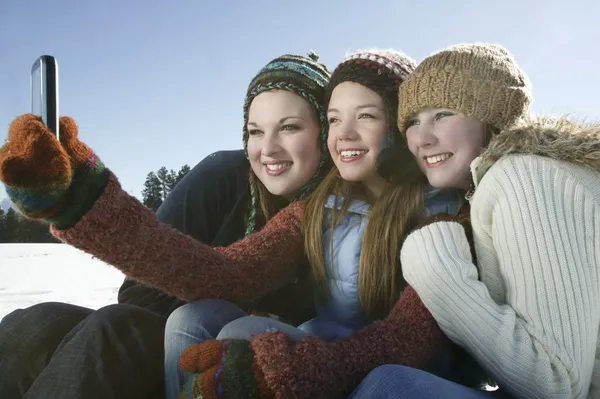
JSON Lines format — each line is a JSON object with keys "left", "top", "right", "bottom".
{"left": 50, "top": 159, "right": 109, "bottom": 229}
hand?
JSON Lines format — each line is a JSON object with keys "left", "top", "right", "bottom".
{"left": 251, "top": 332, "right": 344, "bottom": 399}
{"left": 0, "top": 114, "right": 106, "bottom": 226}
{"left": 178, "top": 339, "right": 273, "bottom": 398}
{"left": 405, "top": 193, "right": 476, "bottom": 278}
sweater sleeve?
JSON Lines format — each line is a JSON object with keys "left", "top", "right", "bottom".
{"left": 117, "top": 150, "right": 248, "bottom": 316}
{"left": 251, "top": 286, "right": 449, "bottom": 399}
{"left": 401, "top": 155, "right": 600, "bottom": 399}
{"left": 51, "top": 172, "right": 305, "bottom": 305}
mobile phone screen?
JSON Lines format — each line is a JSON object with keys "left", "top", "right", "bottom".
{"left": 31, "top": 60, "right": 44, "bottom": 120}
{"left": 30, "top": 56, "right": 59, "bottom": 137}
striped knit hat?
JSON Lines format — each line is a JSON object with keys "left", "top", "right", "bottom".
{"left": 243, "top": 52, "right": 331, "bottom": 235}
{"left": 325, "top": 49, "right": 417, "bottom": 180}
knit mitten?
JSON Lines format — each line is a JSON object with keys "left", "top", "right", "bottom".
{"left": 178, "top": 339, "right": 273, "bottom": 399}
{"left": 0, "top": 114, "right": 108, "bottom": 228}
{"left": 178, "top": 339, "right": 226, "bottom": 373}
{"left": 252, "top": 332, "right": 343, "bottom": 399}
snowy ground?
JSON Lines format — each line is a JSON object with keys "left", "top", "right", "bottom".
{"left": 0, "top": 243, "right": 124, "bottom": 320}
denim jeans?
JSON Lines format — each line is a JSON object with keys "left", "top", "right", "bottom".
{"left": 164, "top": 299, "right": 311, "bottom": 399}
{"left": 349, "top": 365, "right": 506, "bottom": 398}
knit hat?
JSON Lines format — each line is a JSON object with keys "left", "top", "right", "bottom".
{"left": 242, "top": 52, "right": 331, "bottom": 235}
{"left": 325, "top": 49, "right": 417, "bottom": 180}
{"left": 398, "top": 43, "right": 532, "bottom": 133}
{"left": 325, "top": 49, "right": 416, "bottom": 117}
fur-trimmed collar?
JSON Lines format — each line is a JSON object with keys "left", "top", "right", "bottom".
{"left": 470, "top": 115, "right": 600, "bottom": 187}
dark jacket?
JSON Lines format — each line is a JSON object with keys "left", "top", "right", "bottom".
{"left": 117, "top": 150, "right": 315, "bottom": 325}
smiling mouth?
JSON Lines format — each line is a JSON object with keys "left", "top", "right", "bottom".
{"left": 424, "top": 153, "right": 452, "bottom": 167}
{"left": 340, "top": 149, "right": 368, "bottom": 162}
{"left": 264, "top": 162, "right": 292, "bottom": 176}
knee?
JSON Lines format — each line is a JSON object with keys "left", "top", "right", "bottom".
{"left": 1, "top": 302, "right": 91, "bottom": 334}
{"left": 84, "top": 303, "right": 164, "bottom": 331}
{"left": 364, "top": 365, "right": 405, "bottom": 382}
{"left": 7, "top": 302, "right": 89, "bottom": 321}
{"left": 216, "top": 316, "right": 271, "bottom": 340}
{"left": 165, "top": 299, "right": 239, "bottom": 338}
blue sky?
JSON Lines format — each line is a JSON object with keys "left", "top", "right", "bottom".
{"left": 2, "top": 0, "right": 599, "bottom": 201}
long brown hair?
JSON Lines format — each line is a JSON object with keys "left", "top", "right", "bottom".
{"left": 303, "top": 140, "right": 427, "bottom": 321}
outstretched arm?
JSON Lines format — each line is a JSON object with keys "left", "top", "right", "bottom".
{"left": 53, "top": 174, "right": 306, "bottom": 305}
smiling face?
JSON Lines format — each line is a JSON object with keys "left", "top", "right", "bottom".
{"left": 246, "top": 90, "right": 321, "bottom": 199}
{"left": 327, "top": 81, "right": 389, "bottom": 198}
{"left": 404, "top": 108, "right": 487, "bottom": 190}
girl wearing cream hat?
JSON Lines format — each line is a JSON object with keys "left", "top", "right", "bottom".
{"left": 352, "top": 43, "right": 600, "bottom": 398}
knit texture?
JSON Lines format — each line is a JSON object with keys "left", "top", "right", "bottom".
{"left": 248, "top": 286, "right": 449, "bottom": 399}
{"left": 52, "top": 175, "right": 307, "bottom": 305}
{"left": 243, "top": 52, "right": 331, "bottom": 235}
{"left": 401, "top": 117, "right": 600, "bottom": 398}
{"left": 0, "top": 114, "right": 108, "bottom": 227}
{"left": 398, "top": 43, "right": 532, "bottom": 133}
{"left": 325, "top": 49, "right": 418, "bottom": 180}
{"left": 178, "top": 339, "right": 272, "bottom": 399}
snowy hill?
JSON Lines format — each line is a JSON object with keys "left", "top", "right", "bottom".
{"left": 0, "top": 243, "right": 124, "bottom": 320}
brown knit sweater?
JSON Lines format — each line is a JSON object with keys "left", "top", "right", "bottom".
{"left": 251, "top": 285, "right": 449, "bottom": 399}
{"left": 51, "top": 172, "right": 306, "bottom": 305}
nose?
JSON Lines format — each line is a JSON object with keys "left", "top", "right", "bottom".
{"left": 414, "top": 123, "right": 437, "bottom": 148}
{"left": 335, "top": 120, "right": 359, "bottom": 141}
{"left": 261, "top": 132, "right": 282, "bottom": 156}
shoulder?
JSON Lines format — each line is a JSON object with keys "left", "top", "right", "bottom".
{"left": 178, "top": 150, "right": 248, "bottom": 190}
{"left": 472, "top": 154, "right": 600, "bottom": 232}
{"left": 191, "top": 150, "right": 248, "bottom": 177}
{"left": 478, "top": 154, "right": 600, "bottom": 199}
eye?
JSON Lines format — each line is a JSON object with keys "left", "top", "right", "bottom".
{"left": 405, "top": 118, "right": 419, "bottom": 128}
{"left": 328, "top": 116, "right": 340, "bottom": 124}
{"left": 358, "top": 113, "right": 375, "bottom": 119}
{"left": 281, "top": 124, "right": 300, "bottom": 131}
{"left": 248, "top": 129, "right": 263, "bottom": 136}
{"left": 434, "top": 111, "right": 455, "bottom": 121}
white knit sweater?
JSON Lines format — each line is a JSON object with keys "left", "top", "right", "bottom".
{"left": 401, "top": 118, "right": 600, "bottom": 399}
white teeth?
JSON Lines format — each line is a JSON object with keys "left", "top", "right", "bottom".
{"left": 340, "top": 150, "right": 367, "bottom": 157}
{"left": 426, "top": 154, "right": 451, "bottom": 164}
{"left": 266, "top": 163, "right": 290, "bottom": 171}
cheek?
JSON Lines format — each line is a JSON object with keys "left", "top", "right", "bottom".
{"left": 368, "top": 127, "right": 388, "bottom": 154}
{"left": 291, "top": 132, "right": 321, "bottom": 169}
{"left": 326, "top": 128, "right": 336, "bottom": 155}
{"left": 405, "top": 134, "right": 419, "bottom": 156}
{"left": 246, "top": 141, "right": 262, "bottom": 172}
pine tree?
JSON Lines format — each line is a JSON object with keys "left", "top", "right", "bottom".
{"left": 0, "top": 207, "right": 6, "bottom": 243}
{"left": 177, "top": 164, "right": 191, "bottom": 183}
{"left": 142, "top": 172, "right": 163, "bottom": 211}
{"left": 141, "top": 165, "right": 191, "bottom": 212}
{"left": 4, "top": 209, "right": 21, "bottom": 243}
{"left": 156, "top": 167, "right": 176, "bottom": 199}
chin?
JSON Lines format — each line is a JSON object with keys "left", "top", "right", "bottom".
{"left": 425, "top": 174, "right": 454, "bottom": 189}
{"left": 338, "top": 172, "right": 364, "bottom": 183}
{"left": 266, "top": 184, "right": 299, "bottom": 199}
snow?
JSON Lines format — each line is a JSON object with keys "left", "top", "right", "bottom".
{"left": 0, "top": 243, "right": 125, "bottom": 320}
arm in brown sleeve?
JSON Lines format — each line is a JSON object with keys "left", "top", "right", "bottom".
{"left": 251, "top": 286, "right": 449, "bottom": 399}
{"left": 51, "top": 172, "right": 306, "bottom": 305}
